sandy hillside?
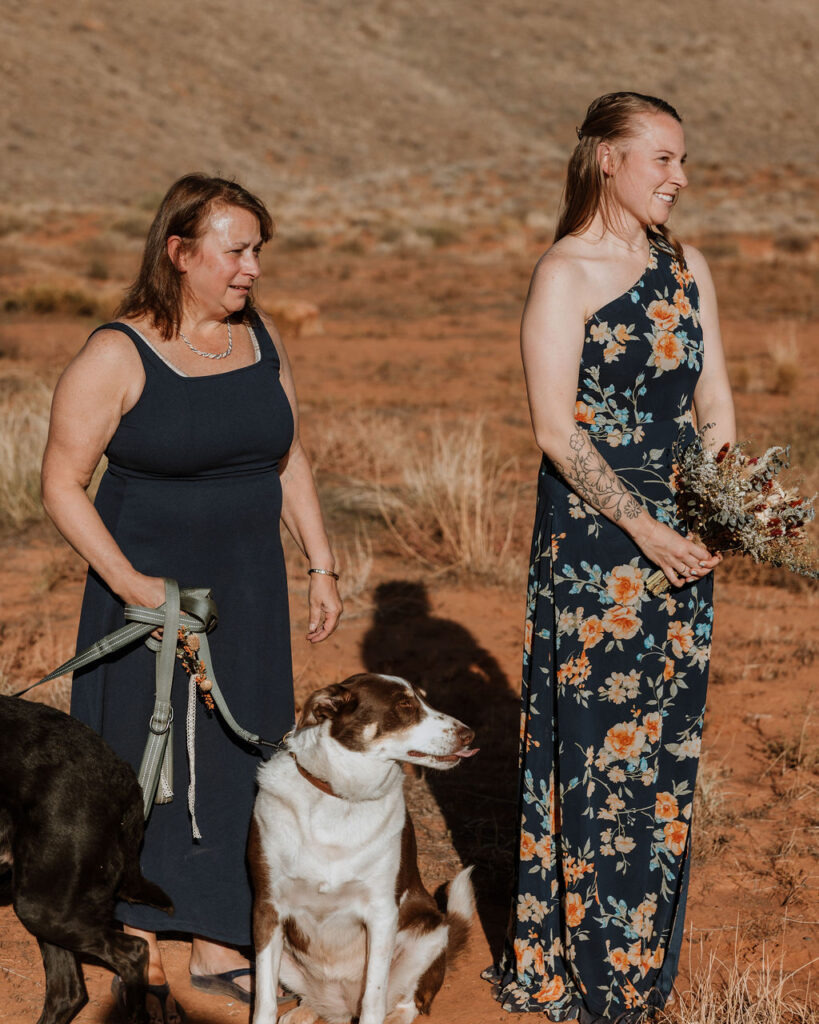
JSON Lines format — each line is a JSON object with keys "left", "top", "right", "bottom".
{"left": 2, "top": 0, "right": 818, "bottom": 238}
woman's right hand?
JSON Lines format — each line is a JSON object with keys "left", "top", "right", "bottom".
{"left": 632, "top": 517, "right": 721, "bottom": 589}
{"left": 117, "top": 573, "right": 167, "bottom": 609}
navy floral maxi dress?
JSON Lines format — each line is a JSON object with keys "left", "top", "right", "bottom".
{"left": 485, "top": 239, "right": 713, "bottom": 1023}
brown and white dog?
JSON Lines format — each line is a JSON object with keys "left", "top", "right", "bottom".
{"left": 249, "top": 673, "right": 478, "bottom": 1024}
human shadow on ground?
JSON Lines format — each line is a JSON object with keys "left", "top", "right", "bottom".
{"left": 361, "top": 580, "right": 520, "bottom": 959}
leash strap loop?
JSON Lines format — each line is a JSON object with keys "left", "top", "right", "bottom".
{"left": 14, "top": 580, "right": 286, "bottom": 835}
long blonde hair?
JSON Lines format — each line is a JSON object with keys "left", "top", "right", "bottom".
{"left": 554, "top": 92, "right": 684, "bottom": 261}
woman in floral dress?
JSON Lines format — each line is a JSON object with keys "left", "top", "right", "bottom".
{"left": 484, "top": 93, "right": 736, "bottom": 1022}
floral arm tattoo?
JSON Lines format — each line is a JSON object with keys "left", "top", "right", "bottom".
{"left": 552, "top": 428, "right": 643, "bottom": 524}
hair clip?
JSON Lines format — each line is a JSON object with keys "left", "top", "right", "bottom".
{"left": 575, "top": 126, "right": 583, "bottom": 141}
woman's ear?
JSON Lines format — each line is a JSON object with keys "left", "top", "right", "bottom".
{"left": 167, "top": 235, "right": 187, "bottom": 271}
{"left": 597, "top": 141, "right": 614, "bottom": 178}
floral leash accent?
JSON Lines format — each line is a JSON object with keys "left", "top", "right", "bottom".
{"left": 647, "top": 427, "right": 817, "bottom": 595}
{"left": 177, "top": 628, "right": 215, "bottom": 711}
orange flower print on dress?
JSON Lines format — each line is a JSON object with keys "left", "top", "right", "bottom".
{"left": 534, "top": 976, "right": 566, "bottom": 1003}
{"left": 535, "top": 834, "right": 552, "bottom": 866}
{"left": 565, "top": 891, "right": 586, "bottom": 927}
{"left": 670, "top": 258, "right": 695, "bottom": 288}
{"left": 601, "top": 604, "right": 641, "bottom": 640}
{"left": 557, "top": 650, "right": 592, "bottom": 687}
{"left": 575, "top": 400, "right": 596, "bottom": 425}
{"left": 643, "top": 711, "right": 662, "bottom": 744}
{"left": 604, "top": 720, "right": 647, "bottom": 761}
{"left": 609, "top": 947, "right": 630, "bottom": 972}
{"left": 524, "top": 618, "right": 533, "bottom": 655}
{"left": 605, "top": 564, "right": 645, "bottom": 607}
{"left": 654, "top": 792, "right": 679, "bottom": 821}
{"left": 667, "top": 620, "right": 694, "bottom": 658}
{"left": 614, "top": 834, "right": 636, "bottom": 854}
{"left": 520, "top": 831, "right": 537, "bottom": 861}
{"left": 663, "top": 820, "right": 688, "bottom": 856}
{"left": 514, "top": 937, "right": 535, "bottom": 972}
{"left": 673, "top": 288, "right": 692, "bottom": 318}
{"left": 578, "top": 615, "right": 605, "bottom": 649}
{"left": 631, "top": 897, "right": 658, "bottom": 940}
{"left": 648, "top": 331, "right": 685, "bottom": 373}
{"left": 645, "top": 299, "right": 680, "bottom": 333}
{"left": 663, "top": 657, "right": 675, "bottom": 680}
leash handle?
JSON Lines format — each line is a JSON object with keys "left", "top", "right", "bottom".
{"left": 137, "top": 579, "right": 180, "bottom": 814}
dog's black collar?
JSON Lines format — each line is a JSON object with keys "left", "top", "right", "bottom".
{"left": 290, "top": 753, "right": 342, "bottom": 798}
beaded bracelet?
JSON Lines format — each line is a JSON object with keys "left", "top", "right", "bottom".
{"left": 307, "top": 567, "right": 340, "bottom": 580}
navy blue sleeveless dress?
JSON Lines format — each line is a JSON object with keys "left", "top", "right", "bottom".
{"left": 485, "top": 240, "right": 713, "bottom": 1022}
{"left": 71, "top": 311, "right": 294, "bottom": 946}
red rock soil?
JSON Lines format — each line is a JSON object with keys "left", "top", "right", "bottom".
{"left": 1, "top": 234, "right": 817, "bottom": 1022}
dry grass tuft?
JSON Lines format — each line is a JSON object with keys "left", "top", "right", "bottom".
{"left": 0, "top": 374, "right": 52, "bottom": 530}
{"left": 335, "top": 526, "right": 374, "bottom": 602}
{"left": 767, "top": 328, "right": 800, "bottom": 396}
{"left": 661, "top": 941, "right": 817, "bottom": 1023}
{"left": 692, "top": 755, "right": 734, "bottom": 860}
{"left": 374, "top": 416, "right": 519, "bottom": 580}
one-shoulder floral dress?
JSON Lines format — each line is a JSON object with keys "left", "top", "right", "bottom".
{"left": 485, "top": 239, "right": 713, "bottom": 1023}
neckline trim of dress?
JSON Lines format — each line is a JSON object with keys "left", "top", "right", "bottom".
{"left": 584, "top": 239, "right": 657, "bottom": 326}
{"left": 127, "top": 322, "right": 263, "bottom": 379}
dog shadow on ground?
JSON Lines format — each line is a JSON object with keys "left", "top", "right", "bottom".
{"left": 361, "top": 580, "right": 520, "bottom": 960}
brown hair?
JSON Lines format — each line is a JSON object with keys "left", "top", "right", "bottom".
{"left": 554, "top": 92, "right": 684, "bottom": 260}
{"left": 116, "top": 174, "right": 274, "bottom": 340}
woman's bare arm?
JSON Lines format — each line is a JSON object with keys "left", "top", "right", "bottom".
{"left": 262, "top": 314, "right": 342, "bottom": 642}
{"left": 685, "top": 245, "right": 736, "bottom": 450}
{"left": 41, "top": 330, "right": 166, "bottom": 608}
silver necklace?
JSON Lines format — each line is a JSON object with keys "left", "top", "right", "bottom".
{"left": 178, "top": 319, "right": 233, "bottom": 360}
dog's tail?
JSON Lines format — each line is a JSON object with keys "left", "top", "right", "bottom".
{"left": 445, "top": 866, "right": 475, "bottom": 960}
{"left": 119, "top": 867, "right": 174, "bottom": 913}
{"left": 117, "top": 801, "right": 174, "bottom": 914}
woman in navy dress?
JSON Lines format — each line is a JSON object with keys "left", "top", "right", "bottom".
{"left": 42, "top": 175, "right": 342, "bottom": 1021}
{"left": 484, "top": 94, "right": 736, "bottom": 1022}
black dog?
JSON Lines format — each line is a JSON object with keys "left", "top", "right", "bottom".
{"left": 0, "top": 695, "right": 172, "bottom": 1024}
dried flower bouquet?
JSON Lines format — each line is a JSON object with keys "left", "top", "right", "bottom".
{"left": 646, "top": 429, "right": 817, "bottom": 595}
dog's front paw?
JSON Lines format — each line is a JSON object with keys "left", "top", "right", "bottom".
{"left": 279, "top": 1005, "right": 319, "bottom": 1024}
{"left": 384, "top": 1001, "right": 418, "bottom": 1024}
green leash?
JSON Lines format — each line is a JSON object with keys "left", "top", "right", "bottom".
{"left": 14, "top": 579, "right": 285, "bottom": 829}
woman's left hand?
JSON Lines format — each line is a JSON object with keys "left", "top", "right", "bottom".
{"left": 306, "top": 573, "right": 343, "bottom": 642}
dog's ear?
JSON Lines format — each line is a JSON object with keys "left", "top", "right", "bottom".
{"left": 298, "top": 684, "right": 358, "bottom": 729}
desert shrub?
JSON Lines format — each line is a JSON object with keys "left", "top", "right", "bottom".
{"left": 2, "top": 285, "right": 107, "bottom": 319}
{"left": 278, "top": 230, "right": 322, "bottom": 252}
{"left": 0, "top": 375, "right": 51, "bottom": 529}
{"left": 772, "top": 233, "right": 811, "bottom": 255}
{"left": 416, "top": 223, "right": 462, "bottom": 248}
{"left": 86, "top": 257, "right": 110, "bottom": 281}
{"left": 112, "top": 215, "right": 151, "bottom": 239}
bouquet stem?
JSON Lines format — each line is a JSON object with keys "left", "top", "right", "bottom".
{"left": 646, "top": 569, "right": 670, "bottom": 596}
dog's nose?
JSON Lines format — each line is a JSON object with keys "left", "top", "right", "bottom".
{"left": 456, "top": 724, "right": 474, "bottom": 747}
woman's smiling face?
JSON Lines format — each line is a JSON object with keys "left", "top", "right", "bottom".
{"left": 601, "top": 112, "right": 689, "bottom": 230}
{"left": 179, "top": 204, "right": 263, "bottom": 317}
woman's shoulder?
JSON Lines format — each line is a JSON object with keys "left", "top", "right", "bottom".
{"left": 680, "top": 242, "right": 710, "bottom": 277}
{"left": 529, "top": 238, "right": 595, "bottom": 304}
